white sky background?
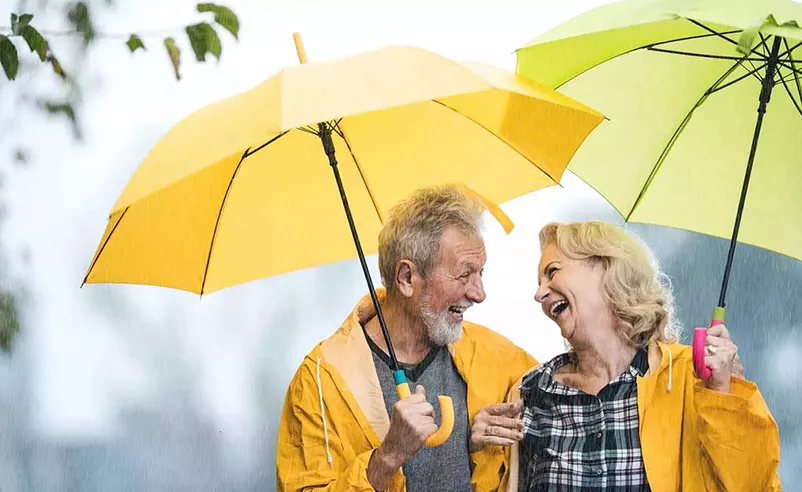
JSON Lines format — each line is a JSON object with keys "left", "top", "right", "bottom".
{"left": 0, "top": 0, "right": 650, "bottom": 476}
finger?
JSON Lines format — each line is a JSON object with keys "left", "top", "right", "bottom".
{"left": 486, "top": 424, "right": 524, "bottom": 441}
{"left": 706, "top": 334, "right": 734, "bottom": 347}
{"left": 473, "top": 436, "right": 518, "bottom": 448}
{"left": 409, "top": 401, "right": 435, "bottom": 418}
{"left": 487, "top": 416, "right": 524, "bottom": 431}
{"left": 706, "top": 324, "right": 731, "bottom": 340}
{"left": 415, "top": 384, "right": 426, "bottom": 397}
{"left": 511, "top": 399, "right": 524, "bottom": 416}
{"left": 732, "top": 353, "right": 745, "bottom": 378}
{"left": 704, "top": 350, "right": 736, "bottom": 370}
{"left": 483, "top": 402, "right": 519, "bottom": 416}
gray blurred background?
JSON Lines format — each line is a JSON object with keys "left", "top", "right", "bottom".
{"left": 0, "top": 0, "right": 798, "bottom": 489}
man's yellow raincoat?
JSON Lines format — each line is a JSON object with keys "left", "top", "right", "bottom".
{"left": 276, "top": 290, "right": 537, "bottom": 491}
{"left": 500, "top": 343, "right": 782, "bottom": 492}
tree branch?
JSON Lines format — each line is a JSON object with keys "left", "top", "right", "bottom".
{"left": 0, "top": 25, "right": 188, "bottom": 40}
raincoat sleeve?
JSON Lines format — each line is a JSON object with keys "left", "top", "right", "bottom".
{"left": 276, "top": 359, "right": 404, "bottom": 492}
{"left": 694, "top": 377, "right": 781, "bottom": 491}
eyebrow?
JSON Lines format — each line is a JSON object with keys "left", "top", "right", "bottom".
{"left": 538, "top": 261, "right": 559, "bottom": 284}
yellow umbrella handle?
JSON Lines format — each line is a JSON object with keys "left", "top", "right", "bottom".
{"left": 394, "top": 371, "right": 455, "bottom": 447}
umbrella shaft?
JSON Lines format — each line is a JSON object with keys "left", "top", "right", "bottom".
{"left": 718, "top": 36, "right": 783, "bottom": 308}
{"left": 318, "top": 123, "right": 402, "bottom": 371}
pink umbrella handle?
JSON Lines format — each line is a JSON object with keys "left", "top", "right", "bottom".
{"left": 693, "top": 307, "right": 726, "bottom": 380}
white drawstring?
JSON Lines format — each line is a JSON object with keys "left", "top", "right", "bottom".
{"left": 316, "top": 358, "right": 333, "bottom": 466}
{"left": 666, "top": 347, "right": 673, "bottom": 392}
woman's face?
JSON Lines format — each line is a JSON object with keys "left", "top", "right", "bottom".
{"left": 535, "top": 242, "right": 610, "bottom": 343}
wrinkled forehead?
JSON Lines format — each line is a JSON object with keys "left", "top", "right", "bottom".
{"left": 436, "top": 227, "right": 486, "bottom": 267}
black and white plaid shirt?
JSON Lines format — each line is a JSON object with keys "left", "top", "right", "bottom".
{"left": 518, "top": 349, "right": 651, "bottom": 492}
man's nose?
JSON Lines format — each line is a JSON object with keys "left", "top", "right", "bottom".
{"left": 467, "top": 275, "right": 486, "bottom": 304}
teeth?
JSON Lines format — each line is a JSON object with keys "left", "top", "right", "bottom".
{"left": 551, "top": 300, "right": 568, "bottom": 316}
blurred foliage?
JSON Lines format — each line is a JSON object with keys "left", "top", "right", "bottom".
{"left": 0, "top": 1, "right": 242, "bottom": 353}
{"left": 1, "top": 2, "right": 240, "bottom": 82}
{"left": 0, "top": 291, "right": 19, "bottom": 353}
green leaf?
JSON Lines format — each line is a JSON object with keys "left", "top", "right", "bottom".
{"left": 42, "top": 101, "right": 76, "bottom": 121}
{"left": 164, "top": 37, "right": 181, "bottom": 80}
{"left": 67, "top": 1, "right": 95, "bottom": 46}
{"left": 9, "top": 14, "right": 31, "bottom": 35}
{"left": 47, "top": 53, "right": 67, "bottom": 80}
{"left": 126, "top": 34, "right": 145, "bottom": 53}
{"left": 185, "top": 22, "right": 221, "bottom": 62}
{"left": 197, "top": 3, "right": 239, "bottom": 40}
{"left": 0, "top": 35, "right": 19, "bottom": 80}
{"left": 40, "top": 100, "right": 81, "bottom": 139}
{"left": 19, "top": 25, "right": 48, "bottom": 61}
{"left": 13, "top": 148, "right": 28, "bottom": 165}
{"left": 0, "top": 291, "right": 20, "bottom": 354}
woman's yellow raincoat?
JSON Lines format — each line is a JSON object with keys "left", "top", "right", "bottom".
{"left": 276, "top": 290, "right": 537, "bottom": 491}
{"left": 500, "top": 343, "right": 782, "bottom": 491}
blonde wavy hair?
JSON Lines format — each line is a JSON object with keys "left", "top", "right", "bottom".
{"left": 539, "top": 221, "right": 679, "bottom": 348}
{"left": 379, "top": 185, "right": 484, "bottom": 295}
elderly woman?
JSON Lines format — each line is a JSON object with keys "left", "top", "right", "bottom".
{"left": 471, "top": 221, "right": 780, "bottom": 491}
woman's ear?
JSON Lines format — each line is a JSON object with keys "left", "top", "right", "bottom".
{"left": 395, "top": 260, "right": 417, "bottom": 298}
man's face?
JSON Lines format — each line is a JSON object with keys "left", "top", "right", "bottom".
{"left": 419, "top": 226, "right": 487, "bottom": 346}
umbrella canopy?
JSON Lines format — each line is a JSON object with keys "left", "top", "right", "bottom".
{"left": 85, "top": 44, "right": 603, "bottom": 295}
{"left": 83, "top": 36, "right": 604, "bottom": 447}
{"left": 516, "top": 0, "right": 802, "bottom": 378}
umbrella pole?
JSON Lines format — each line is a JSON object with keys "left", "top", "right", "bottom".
{"left": 317, "top": 122, "right": 455, "bottom": 447}
{"left": 694, "top": 36, "right": 783, "bottom": 379}
{"left": 717, "top": 36, "right": 782, "bottom": 309}
{"left": 316, "top": 123, "right": 402, "bottom": 373}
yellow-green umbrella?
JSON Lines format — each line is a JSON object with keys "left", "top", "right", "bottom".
{"left": 517, "top": 0, "right": 802, "bottom": 379}
{"left": 84, "top": 33, "right": 604, "bottom": 445}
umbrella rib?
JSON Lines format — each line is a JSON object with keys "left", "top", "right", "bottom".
{"left": 778, "top": 67, "right": 802, "bottom": 117}
{"left": 81, "top": 207, "right": 129, "bottom": 286}
{"left": 646, "top": 46, "right": 764, "bottom": 62}
{"left": 331, "top": 123, "right": 385, "bottom": 223}
{"left": 246, "top": 131, "right": 290, "bottom": 156}
{"left": 642, "top": 29, "right": 741, "bottom": 50}
{"left": 554, "top": 23, "right": 748, "bottom": 90}
{"left": 707, "top": 62, "right": 767, "bottom": 96}
{"left": 686, "top": 19, "right": 740, "bottom": 48}
{"left": 782, "top": 39, "right": 802, "bottom": 104}
{"left": 431, "top": 99, "right": 560, "bottom": 185}
{"left": 780, "top": 39, "right": 802, "bottom": 60}
{"left": 626, "top": 56, "right": 749, "bottom": 221}
{"left": 200, "top": 132, "right": 288, "bottom": 295}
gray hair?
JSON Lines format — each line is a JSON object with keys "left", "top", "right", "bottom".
{"left": 378, "top": 185, "right": 484, "bottom": 295}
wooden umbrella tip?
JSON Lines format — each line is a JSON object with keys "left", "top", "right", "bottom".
{"left": 293, "top": 32, "right": 308, "bottom": 64}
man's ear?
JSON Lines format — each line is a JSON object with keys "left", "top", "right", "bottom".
{"left": 395, "top": 260, "right": 417, "bottom": 298}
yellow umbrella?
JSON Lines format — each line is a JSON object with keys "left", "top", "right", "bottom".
{"left": 83, "top": 33, "right": 604, "bottom": 446}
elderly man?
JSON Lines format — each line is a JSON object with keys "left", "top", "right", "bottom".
{"left": 276, "top": 185, "right": 536, "bottom": 491}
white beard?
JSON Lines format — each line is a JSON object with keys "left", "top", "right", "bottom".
{"left": 419, "top": 288, "right": 464, "bottom": 346}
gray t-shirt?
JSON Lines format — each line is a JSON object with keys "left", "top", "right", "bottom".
{"left": 366, "top": 332, "right": 472, "bottom": 492}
